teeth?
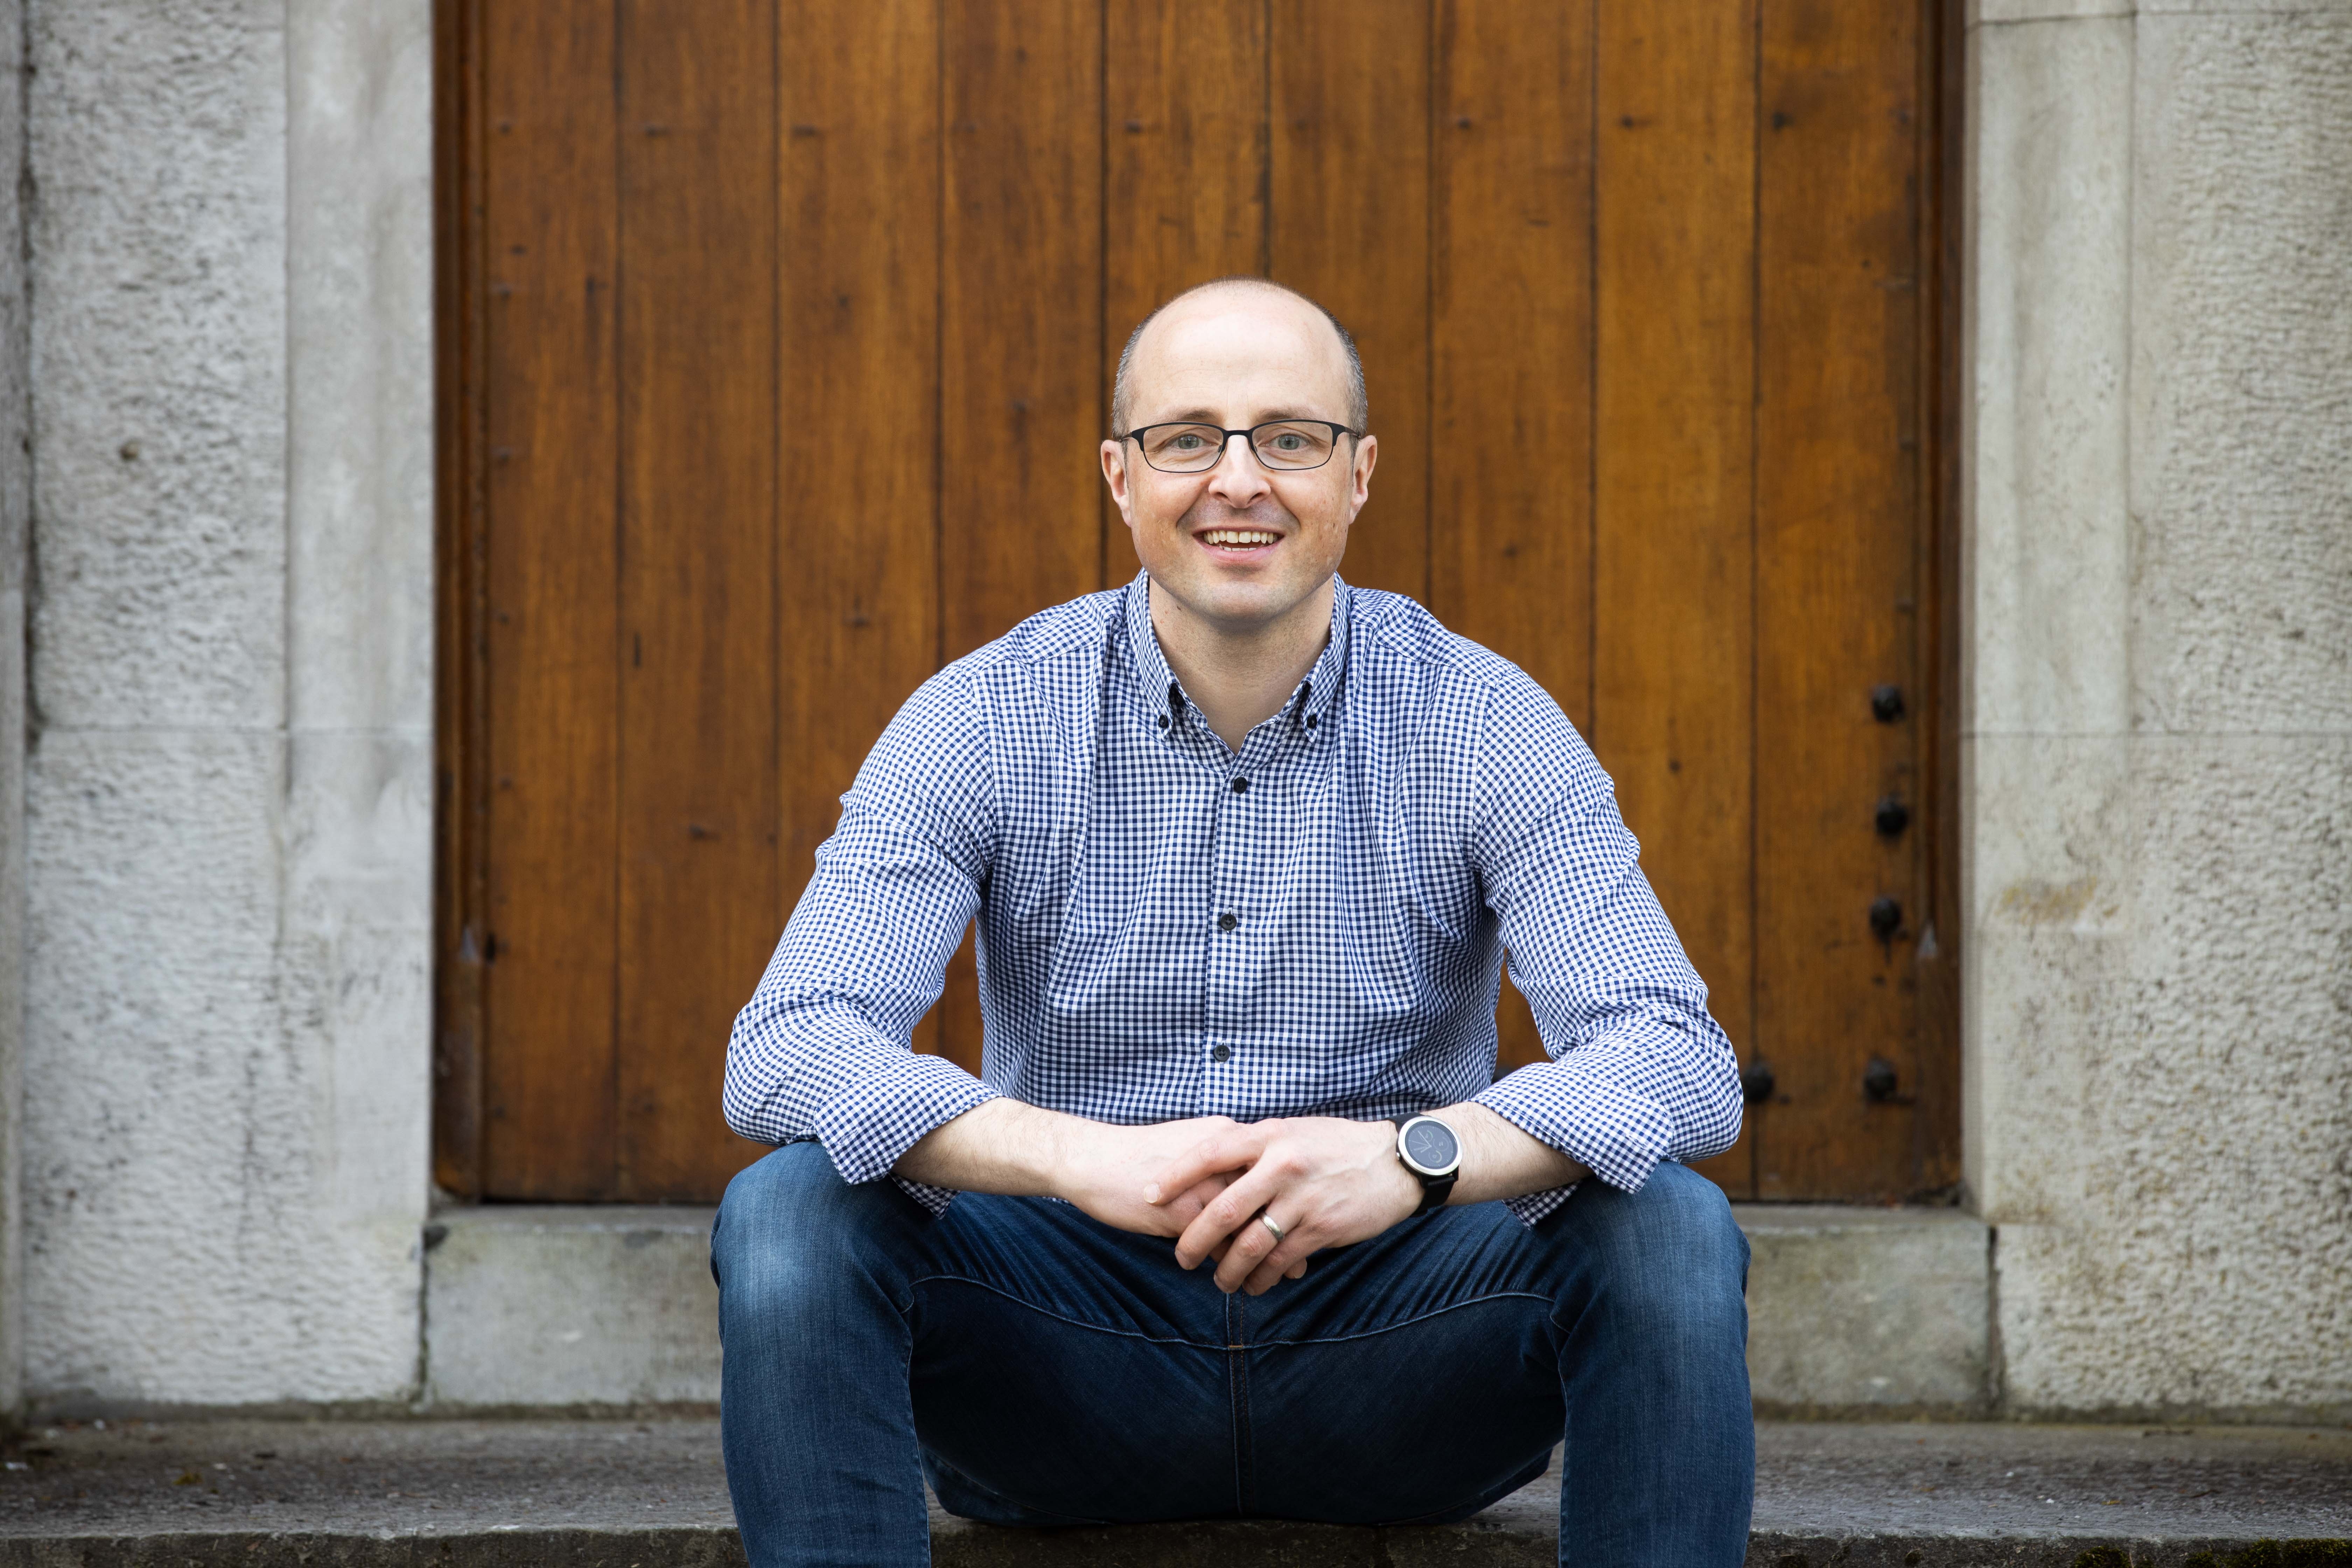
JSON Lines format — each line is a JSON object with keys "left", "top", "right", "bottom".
{"left": 1202, "top": 530, "right": 1278, "bottom": 546}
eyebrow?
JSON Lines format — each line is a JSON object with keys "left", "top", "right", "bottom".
{"left": 1143, "top": 406, "right": 1337, "bottom": 427}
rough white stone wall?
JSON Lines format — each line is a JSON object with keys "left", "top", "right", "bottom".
{"left": 1966, "top": 0, "right": 2352, "bottom": 1421}
{"left": 19, "top": 0, "right": 432, "bottom": 1410}
{"left": 0, "top": 0, "right": 30, "bottom": 1420}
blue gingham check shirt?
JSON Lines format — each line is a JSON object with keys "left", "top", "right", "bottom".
{"left": 726, "top": 572, "right": 1743, "bottom": 1225}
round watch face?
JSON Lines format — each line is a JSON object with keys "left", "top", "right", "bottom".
{"left": 1400, "top": 1116, "right": 1460, "bottom": 1177}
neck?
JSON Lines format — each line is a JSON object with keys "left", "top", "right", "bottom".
{"left": 1149, "top": 576, "right": 1334, "bottom": 753}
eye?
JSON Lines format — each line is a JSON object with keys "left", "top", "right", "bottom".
{"left": 1169, "top": 433, "right": 1206, "bottom": 450}
{"left": 1272, "top": 434, "right": 1306, "bottom": 451}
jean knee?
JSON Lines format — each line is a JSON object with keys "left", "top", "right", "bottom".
{"left": 1559, "top": 1163, "right": 1749, "bottom": 1336}
{"left": 711, "top": 1142, "right": 910, "bottom": 1326}
{"left": 1644, "top": 1162, "right": 1748, "bottom": 1278}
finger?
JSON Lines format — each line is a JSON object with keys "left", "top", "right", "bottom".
{"left": 1213, "top": 1194, "right": 1308, "bottom": 1297}
{"left": 1213, "top": 1205, "right": 1302, "bottom": 1294}
{"left": 1145, "top": 1133, "right": 1256, "bottom": 1205}
{"left": 1144, "top": 1127, "right": 1268, "bottom": 1206}
{"left": 1244, "top": 1254, "right": 1292, "bottom": 1296}
{"left": 1174, "top": 1163, "right": 1285, "bottom": 1270}
{"left": 1242, "top": 1233, "right": 1317, "bottom": 1296}
{"left": 1158, "top": 1174, "right": 1233, "bottom": 1229}
{"left": 1175, "top": 1165, "right": 1283, "bottom": 1271}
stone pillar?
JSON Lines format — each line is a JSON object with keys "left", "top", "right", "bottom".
{"left": 20, "top": 0, "right": 432, "bottom": 1413}
{"left": 0, "top": 0, "right": 27, "bottom": 1423}
{"left": 1964, "top": 0, "right": 2352, "bottom": 1421}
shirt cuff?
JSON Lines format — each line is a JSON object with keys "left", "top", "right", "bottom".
{"left": 809, "top": 1049, "right": 999, "bottom": 1187}
{"left": 1474, "top": 1057, "right": 1677, "bottom": 1195}
{"left": 891, "top": 1176, "right": 960, "bottom": 1216}
{"left": 1503, "top": 1183, "right": 1581, "bottom": 1228}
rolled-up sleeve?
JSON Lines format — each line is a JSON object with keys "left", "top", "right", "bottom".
{"left": 723, "top": 667, "right": 1001, "bottom": 1199}
{"left": 1466, "top": 676, "right": 1745, "bottom": 1225}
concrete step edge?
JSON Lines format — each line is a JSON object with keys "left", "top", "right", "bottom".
{"left": 1, "top": 1521, "right": 2345, "bottom": 1568}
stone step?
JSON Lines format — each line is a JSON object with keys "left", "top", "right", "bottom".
{"left": 2, "top": 1419, "right": 2345, "bottom": 1567}
{"left": 420, "top": 1201, "right": 1995, "bottom": 1416}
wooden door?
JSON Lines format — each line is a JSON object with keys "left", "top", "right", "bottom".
{"left": 435, "top": 0, "right": 1956, "bottom": 1205}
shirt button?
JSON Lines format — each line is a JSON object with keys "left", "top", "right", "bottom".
{"left": 1211, "top": 1043, "right": 1232, "bottom": 1062}
{"left": 1157, "top": 714, "right": 1170, "bottom": 730}
{"left": 1217, "top": 912, "right": 1238, "bottom": 932}
{"left": 1230, "top": 776, "right": 1249, "bottom": 794}
{"left": 1305, "top": 714, "right": 1318, "bottom": 730}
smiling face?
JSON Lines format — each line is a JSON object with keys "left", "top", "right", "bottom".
{"left": 1101, "top": 283, "right": 1377, "bottom": 642}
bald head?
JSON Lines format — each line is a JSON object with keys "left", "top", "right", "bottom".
{"left": 1111, "top": 277, "right": 1368, "bottom": 437}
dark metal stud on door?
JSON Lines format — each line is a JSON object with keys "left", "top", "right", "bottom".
{"left": 1862, "top": 1056, "right": 1900, "bottom": 1102}
{"left": 1741, "top": 1058, "right": 1778, "bottom": 1105}
{"left": 1875, "top": 796, "right": 1910, "bottom": 838}
{"left": 1868, "top": 897, "right": 1902, "bottom": 939}
{"left": 1870, "top": 684, "right": 1905, "bottom": 723}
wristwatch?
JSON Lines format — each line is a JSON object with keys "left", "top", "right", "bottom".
{"left": 1395, "top": 1115, "right": 1462, "bottom": 1215}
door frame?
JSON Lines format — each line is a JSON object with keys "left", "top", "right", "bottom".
{"left": 433, "top": 0, "right": 492, "bottom": 1199}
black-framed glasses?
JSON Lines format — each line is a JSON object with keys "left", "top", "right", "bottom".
{"left": 1120, "top": 420, "right": 1360, "bottom": 474}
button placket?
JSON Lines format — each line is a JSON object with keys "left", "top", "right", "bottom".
{"left": 1204, "top": 727, "right": 1268, "bottom": 1107}
{"left": 1213, "top": 747, "right": 1251, "bottom": 1105}
{"left": 1212, "top": 722, "right": 1292, "bottom": 1098}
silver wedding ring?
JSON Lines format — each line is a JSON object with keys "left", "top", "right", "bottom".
{"left": 1258, "top": 1212, "right": 1286, "bottom": 1245}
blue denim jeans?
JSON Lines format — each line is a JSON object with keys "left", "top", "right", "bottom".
{"left": 712, "top": 1140, "right": 1753, "bottom": 1566}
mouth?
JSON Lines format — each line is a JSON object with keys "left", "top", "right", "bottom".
{"left": 1193, "top": 526, "right": 1284, "bottom": 556}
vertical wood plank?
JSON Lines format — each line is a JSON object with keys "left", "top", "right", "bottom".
{"left": 1269, "top": 0, "right": 1431, "bottom": 604}
{"left": 1591, "top": 0, "right": 1759, "bottom": 1194}
{"left": 1430, "top": 0, "right": 1593, "bottom": 730}
{"left": 478, "top": 2, "right": 622, "bottom": 1199}
{"left": 611, "top": 0, "right": 781, "bottom": 1201}
{"left": 1431, "top": 0, "right": 1595, "bottom": 1074}
{"left": 1754, "top": 0, "right": 1925, "bottom": 1199}
{"left": 940, "top": 0, "right": 1106, "bottom": 658}
{"left": 1104, "top": 0, "right": 1268, "bottom": 341}
{"left": 778, "top": 0, "right": 950, "bottom": 1065}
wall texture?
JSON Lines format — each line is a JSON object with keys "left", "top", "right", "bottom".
{"left": 0, "top": 0, "right": 30, "bottom": 1421}
{"left": 19, "top": 0, "right": 432, "bottom": 1411}
{"left": 1965, "top": 0, "right": 2352, "bottom": 1421}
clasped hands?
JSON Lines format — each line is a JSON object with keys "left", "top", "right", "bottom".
{"left": 1064, "top": 1114, "right": 1426, "bottom": 1297}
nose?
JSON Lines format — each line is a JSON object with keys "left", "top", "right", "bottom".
{"left": 1204, "top": 430, "right": 1272, "bottom": 506}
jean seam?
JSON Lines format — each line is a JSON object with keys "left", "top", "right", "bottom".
{"left": 1227, "top": 1292, "right": 1253, "bottom": 1518}
{"left": 903, "top": 1272, "right": 1224, "bottom": 1350}
{"left": 1250, "top": 1290, "right": 1558, "bottom": 1350}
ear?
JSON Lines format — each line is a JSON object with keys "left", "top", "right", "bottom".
{"left": 1101, "top": 438, "right": 1137, "bottom": 527}
{"left": 1346, "top": 433, "right": 1379, "bottom": 518}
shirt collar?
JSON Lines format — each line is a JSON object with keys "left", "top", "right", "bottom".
{"left": 1119, "top": 569, "right": 1351, "bottom": 739}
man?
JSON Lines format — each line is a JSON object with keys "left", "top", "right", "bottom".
{"left": 713, "top": 277, "right": 1754, "bottom": 1566}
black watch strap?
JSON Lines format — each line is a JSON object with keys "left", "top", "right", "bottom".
{"left": 1411, "top": 1169, "right": 1458, "bottom": 1216}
